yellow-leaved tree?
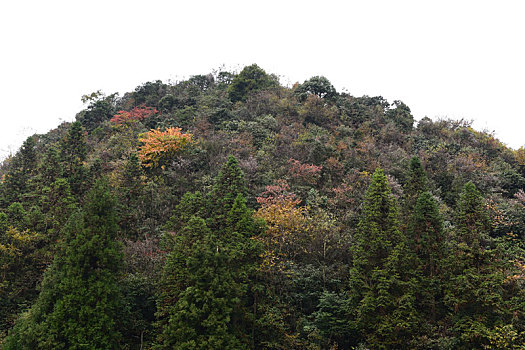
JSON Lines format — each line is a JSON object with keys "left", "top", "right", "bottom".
{"left": 254, "top": 181, "right": 310, "bottom": 273}
{"left": 138, "top": 127, "right": 193, "bottom": 168}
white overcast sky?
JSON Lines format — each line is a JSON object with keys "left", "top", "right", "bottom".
{"left": 1, "top": 0, "right": 524, "bottom": 160}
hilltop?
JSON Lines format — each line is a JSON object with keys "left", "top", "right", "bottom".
{"left": 1, "top": 64, "right": 524, "bottom": 349}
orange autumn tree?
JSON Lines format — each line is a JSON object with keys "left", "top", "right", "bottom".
{"left": 254, "top": 180, "right": 310, "bottom": 273}
{"left": 138, "top": 127, "right": 193, "bottom": 168}
{"left": 111, "top": 106, "right": 158, "bottom": 125}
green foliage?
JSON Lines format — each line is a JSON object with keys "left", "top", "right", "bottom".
{"left": 1, "top": 136, "right": 37, "bottom": 205}
{"left": 39, "top": 178, "right": 77, "bottom": 241}
{"left": 60, "top": 121, "right": 87, "bottom": 196}
{"left": 443, "top": 181, "right": 508, "bottom": 348}
{"left": 1, "top": 65, "right": 525, "bottom": 348}
{"left": 156, "top": 157, "right": 261, "bottom": 349}
{"left": 210, "top": 155, "right": 248, "bottom": 229}
{"left": 348, "top": 168, "right": 418, "bottom": 348}
{"left": 77, "top": 93, "right": 118, "bottom": 132}
{"left": 455, "top": 181, "right": 490, "bottom": 246}
{"left": 157, "top": 216, "right": 246, "bottom": 349}
{"left": 408, "top": 192, "right": 445, "bottom": 277}
{"left": 294, "top": 76, "right": 337, "bottom": 101}
{"left": 403, "top": 156, "right": 429, "bottom": 214}
{"left": 117, "top": 153, "right": 146, "bottom": 238}
{"left": 407, "top": 191, "right": 447, "bottom": 342}
{"left": 3, "top": 179, "right": 124, "bottom": 349}
{"left": 133, "top": 80, "right": 168, "bottom": 107}
{"left": 386, "top": 100, "right": 414, "bottom": 132}
{"left": 165, "top": 191, "right": 206, "bottom": 233}
{"left": 38, "top": 144, "right": 63, "bottom": 187}
{"left": 0, "top": 226, "right": 42, "bottom": 337}
{"left": 228, "top": 64, "right": 278, "bottom": 103}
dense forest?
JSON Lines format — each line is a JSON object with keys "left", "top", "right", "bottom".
{"left": 1, "top": 64, "right": 525, "bottom": 349}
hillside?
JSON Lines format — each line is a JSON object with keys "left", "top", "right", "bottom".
{"left": 1, "top": 64, "right": 524, "bottom": 349}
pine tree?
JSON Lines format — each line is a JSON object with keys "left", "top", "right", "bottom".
{"left": 156, "top": 216, "right": 245, "bottom": 349}
{"left": 118, "top": 153, "right": 146, "bottom": 238}
{"left": 348, "top": 168, "right": 418, "bottom": 348}
{"left": 60, "top": 121, "right": 87, "bottom": 196}
{"left": 3, "top": 179, "right": 124, "bottom": 349}
{"left": 455, "top": 181, "right": 490, "bottom": 247}
{"left": 403, "top": 156, "right": 429, "bottom": 215}
{"left": 408, "top": 192, "right": 445, "bottom": 277}
{"left": 444, "top": 181, "right": 506, "bottom": 348}
{"left": 209, "top": 155, "right": 248, "bottom": 230}
{"left": 39, "top": 178, "right": 77, "bottom": 243}
{"left": 165, "top": 191, "right": 206, "bottom": 233}
{"left": 157, "top": 157, "right": 261, "bottom": 349}
{"left": 408, "top": 192, "right": 446, "bottom": 335}
{"left": 1, "top": 136, "right": 38, "bottom": 206}
{"left": 38, "top": 144, "right": 63, "bottom": 188}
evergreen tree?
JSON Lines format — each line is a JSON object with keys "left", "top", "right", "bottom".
{"left": 165, "top": 191, "right": 206, "bottom": 233}
{"left": 3, "top": 179, "right": 124, "bottom": 349}
{"left": 157, "top": 158, "right": 261, "bottom": 349}
{"left": 408, "top": 192, "right": 445, "bottom": 278}
{"left": 348, "top": 168, "right": 418, "bottom": 348}
{"left": 403, "top": 156, "right": 429, "bottom": 215}
{"left": 444, "top": 181, "right": 506, "bottom": 348}
{"left": 38, "top": 144, "right": 63, "bottom": 188}
{"left": 60, "top": 121, "right": 87, "bottom": 196}
{"left": 39, "top": 178, "right": 77, "bottom": 243}
{"left": 118, "top": 153, "right": 146, "bottom": 238}
{"left": 407, "top": 192, "right": 446, "bottom": 338}
{"left": 455, "top": 181, "right": 490, "bottom": 246}
{"left": 156, "top": 216, "right": 246, "bottom": 349}
{"left": 209, "top": 155, "right": 248, "bottom": 230}
{"left": 76, "top": 93, "right": 117, "bottom": 132}
{"left": 1, "top": 136, "right": 38, "bottom": 206}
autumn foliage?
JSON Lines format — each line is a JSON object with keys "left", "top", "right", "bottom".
{"left": 138, "top": 127, "right": 193, "bottom": 168}
{"left": 288, "top": 158, "right": 322, "bottom": 185}
{"left": 111, "top": 106, "right": 158, "bottom": 124}
{"left": 254, "top": 181, "right": 310, "bottom": 272}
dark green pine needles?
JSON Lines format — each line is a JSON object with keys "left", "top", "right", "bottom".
{"left": 4, "top": 179, "right": 124, "bottom": 350}
{"left": 156, "top": 156, "right": 262, "bottom": 349}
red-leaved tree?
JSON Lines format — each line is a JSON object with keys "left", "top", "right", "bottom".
{"left": 111, "top": 106, "right": 158, "bottom": 124}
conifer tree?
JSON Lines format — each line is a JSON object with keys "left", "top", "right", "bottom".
{"left": 348, "top": 168, "right": 418, "bottom": 348}
{"left": 444, "top": 181, "right": 506, "bottom": 348}
{"left": 3, "top": 179, "right": 124, "bottom": 349}
{"left": 157, "top": 216, "right": 246, "bottom": 349}
{"left": 60, "top": 121, "right": 87, "bottom": 196}
{"left": 39, "top": 178, "right": 77, "bottom": 243}
{"left": 38, "top": 144, "right": 63, "bottom": 188}
{"left": 408, "top": 192, "right": 445, "bottom": 280}
{"left": 165, "top": 191, "right": 206, "bottom": 233}
{"left": 403, "top": 156, "right": 429, "bottom": 215}
{"left": 209, "top": 155, "right": 248, "bottom": 229}
{"left": 1, "top": 136, "right": 38, "bottom": 206}
{"left": 157, "top": 157, "right": 261, "bottom": 349}
{"left": 408, "top": 192, "right": 446, "bottom": 331}
{"left": 118, "top": 153, "right": 146, "bottom": 238}
{"left": 455, "top": 181, "right": 490, "bottom": 247}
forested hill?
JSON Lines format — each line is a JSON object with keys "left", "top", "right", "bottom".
{"left": 1, "top": 64, "right": 525, "bottom": 349}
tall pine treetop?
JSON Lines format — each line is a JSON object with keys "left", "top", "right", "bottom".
{"left": 3, "top": 178, "right": 124, "bottom": 349}
{"left": 83, "top": 178, "right": 119, "bottom": 239}
{"left": 455, "top": 181, "right": 490, "bottom": 246}
{"left": 404, "top": 156, "right": 429, "bottom": 213}
{"left": 355, "top": 167, "right": 402, "bottom": 268}
{"left": 408, "top": 191, "right": 445, "bottom": 276}
{"left": 210, "top": 155, "right": 247, "bottom": 228}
